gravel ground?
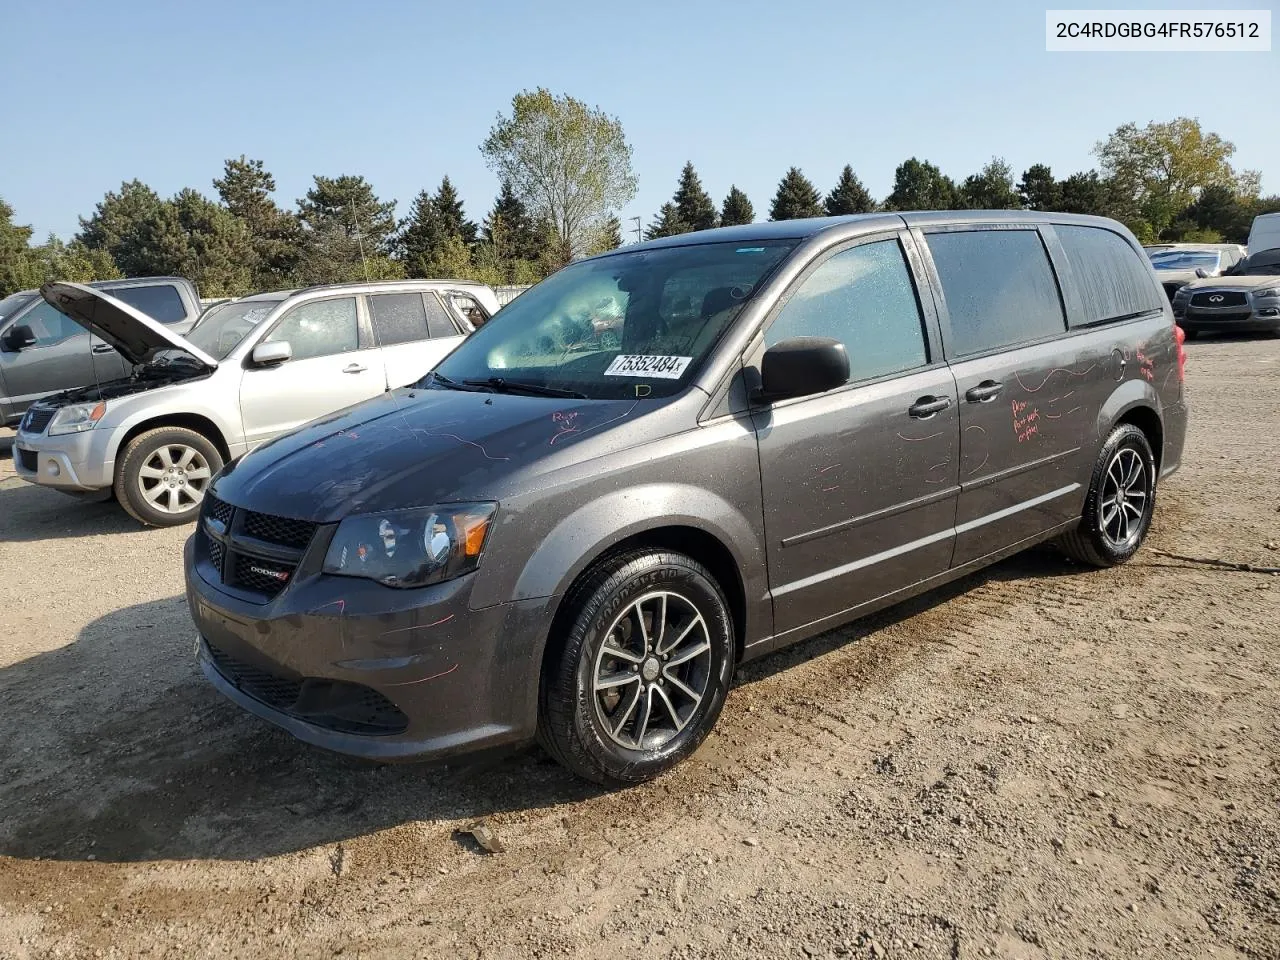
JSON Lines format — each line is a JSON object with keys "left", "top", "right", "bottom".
{"left": 1, "top": 333, "right": 1278, "bottom": 960}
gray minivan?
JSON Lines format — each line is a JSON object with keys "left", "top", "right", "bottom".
{"left": 0, "top": 276, "right": 200, "bottom": 425}
{"left": 185, "top": 211, "right": 1188, "bottom": 786}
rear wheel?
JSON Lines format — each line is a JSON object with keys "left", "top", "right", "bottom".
{"left": 538, "top": 550, "right": 734, "bottom": 786}
{"left": 1058, "top": 423, "right": 1156, "bottom": 567}
{"left": 115, "top": 426, "right": 222, "bottom": 527}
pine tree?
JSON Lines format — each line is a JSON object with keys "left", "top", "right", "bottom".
{"left": 0, "top": 197, "right": 35, "bottom": 296}
{"left": 883, "top": 158, "right": 959, "bottom": 211}
{"left": 483, "top": 180, "right": 541, "bottom": 264}
{"left": 400, "top": 189, "right": 447, "bottom": 278}
{"left": 824, "top": 165, "right": 876, "bottom": 215}
{"left": 213, "top": 156, "right": 301, "bottom": 288}
{"left": 76, "top": 180, "right": 168, "bottom": 276}
{"left": 1017, "top": 164, "right": 1062, "bottom": 212}
{"left": 297, "top": 174, "right": 397, "bottom": 252}
{"left": 432, "top": 175, "right": 478, "bottom": 247}
{"left": 169, "top": 189, "right": 255, "bottom": 296}
{"left": 588, "top": 215, "right": 624, "bottom": 253}
{"left": 720, "top": 186, "right": 755, "bottom": 226}
{"left": 769, "top": 168, "right": 824, "bottom": 220}
{"left": 645, "top": 203, "right": 690, "bottom": 239}
{"left": 673, "top": 162, "right": 718, "bottom": 231}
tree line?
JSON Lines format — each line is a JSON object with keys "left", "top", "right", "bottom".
{"left": 647, "top": 118, "right": 1278, "bottom": 245}
{"left": 1, "top": 109, "right": 1276, "bottom": 301}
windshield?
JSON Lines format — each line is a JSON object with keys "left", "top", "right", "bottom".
{"left": 0, "top": 292, "right": 35, "bottom": 323}
{"left": 431, "top": 239, "right": 798, "bottom": 399}
{"left": 1239, "top": 253, "right": 1280, "bottom": 276}
{"left": 1150, "top": 251, "right": 1220, "bottom": 271}
{"left": 185, "top": 298, "right": 284, "bottom": 359}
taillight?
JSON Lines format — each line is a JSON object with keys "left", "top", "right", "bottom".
{"left": 1174, "top": 322, "right": 1187, "bottom": 381}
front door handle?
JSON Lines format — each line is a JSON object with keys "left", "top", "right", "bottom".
{"left": 908, "top": 395, "right": 952, "bottom": 419}
{"left": 964, "top": 379, "right": 1003, "bottom": 403}
{"left": 342, "top": 363, "right": 367, "bottom": 374}
{"left": 91, "top": 343, "right": 115, "bottom": 354}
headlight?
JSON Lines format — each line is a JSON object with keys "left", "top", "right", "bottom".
{"left": 1252, "top": 288, "right": 1279, "bottom": 300}
{"left": 1172, "top": 286, "right": 1191, "bottom": 301}
{"left": 47, "top": 401, "right": 106, "bottom": 436}
{"left": 323, "top": 503, "right": 496, "bottom": 588}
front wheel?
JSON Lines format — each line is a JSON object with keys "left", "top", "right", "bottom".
{"left": 114, "top": 426, "right": 222, "bottom": 527}
{"left": 1058, "top": 423, "right": 1156, "bottom": 567}
{"left": 538, "top": 550, "right": 734, "bottom": 786}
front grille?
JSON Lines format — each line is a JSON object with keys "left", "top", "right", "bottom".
{"left": 206, "top": 494, "right": 234, "bottom": 528}
{"left": 1190, "top": 291, "right": 1247, "bottom": 308}
{"left": 243, "top": 511, "right": 316, "bottom": 549}
{"left": 17, "top": 448, "right": 37, "bottom": 472}
{"left": 231, "top": 553, "right": 294, "bottom": 597}
{"left": 1194, "top": 311, "right": 1254, "bottom": 324}
{"left": 206, "top": 642, "right": 408, "bottom": 735}
{"left": 21, "top": 407, "right": 54, "bottom": 434}
{"left": 199, "top": 496, "right": 314, "bottom": 602}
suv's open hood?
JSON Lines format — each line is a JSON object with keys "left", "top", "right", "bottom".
{"left": 40, "top": 281, "right": 218, "bottom": 369}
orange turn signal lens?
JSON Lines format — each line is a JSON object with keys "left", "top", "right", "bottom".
{"left": 459, "top": 513, "right": 492, "bottom": 558}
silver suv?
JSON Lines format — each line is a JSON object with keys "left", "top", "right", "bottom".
{"left": 14, "top": 279, "right": 497, "bottom": 526}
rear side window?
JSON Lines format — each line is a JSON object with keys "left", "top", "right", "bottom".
{"left": 424, "top": 293, "right": 460, "bottom": 339}
{"left": 369, "top": 293, "right": 429, "bottom": 346}
{"left": 108, "top": 284, "right": 186, "bottom": 323}
{"left": 766, "top": 238, "right": 928, "bottom": 383}
{"left": 1056, "top": 226, "right": 1163, "bottom": 326}
{"left": 926, "top": 230, "right": 1066, "bottom": 357}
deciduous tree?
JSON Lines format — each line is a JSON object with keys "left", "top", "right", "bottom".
{"left": 883, "top": 158, "right": 958, "bottom": 211}
{"left": 958, "top": 157, "right": 1021, "bottom": 210}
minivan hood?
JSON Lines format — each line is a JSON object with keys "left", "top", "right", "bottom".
{"left": 212, "top": 388, "right": 660, "bottom": 522}
{"left": 40, "top": 281, "right": 218, "bottom": 369}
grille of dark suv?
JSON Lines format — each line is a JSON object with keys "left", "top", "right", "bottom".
{"left": 199, "top": 495, "right": 318, "bottom": 602}
{"left": 205, "top": 642, "right": 409, "bottom": 735}
{"left": 21, "top": 407, "right": 54, "bottom": 434}
{"left": 243, "top": 510, "right": 316, "bottom": 549}
{"left": 1190, "top": 291, "right": 1247, "bottom": 308}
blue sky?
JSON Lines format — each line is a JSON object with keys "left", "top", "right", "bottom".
{"left": 3, "top": 0, "right": 1277, "bottom": 241}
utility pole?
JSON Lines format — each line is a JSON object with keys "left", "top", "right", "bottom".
{"left": 629, "top": 216, "right": 642, "bottom": 244}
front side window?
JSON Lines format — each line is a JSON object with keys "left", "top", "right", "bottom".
{"left": 107, "top": 284, "right": 186, "bottom": 323}
{"left": 0, "top": 292, "right": 35, "bottom": 323}
{"left": 369, "top": 293, "right": 430, "bottom": 346}
{"left": 16, "top": 302, "right": 82, "bottom": 347}
{"left": 432, "top": 240, "right": 797, "bottom": 399}
{"left": 926, "top": 229, "right": 1066, "bottom": 357}
{"left": 1058, "top": 225, "right": 1164, "bottom": 326}
{"left": 264, "top": 297, "right": 359, "bottom": 361}
{"left": 766, "top": 239, "right": 928, "bottom": 383}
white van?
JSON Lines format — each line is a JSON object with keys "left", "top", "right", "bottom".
{"left": 1248, "top": 213, "right": 1280, "bottom": 255}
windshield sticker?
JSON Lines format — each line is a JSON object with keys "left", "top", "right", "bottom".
{"left": 603, "top": 355, "right": 692, "bottom": 379}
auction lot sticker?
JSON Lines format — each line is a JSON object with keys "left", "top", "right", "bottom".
{"left": 604, "top": 355, "right": 692, "bottom": 379}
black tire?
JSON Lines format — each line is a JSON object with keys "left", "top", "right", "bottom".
{"left": 1058, "top": 423, "right": 1156, "bottom": 568}
{"left": 537, "top": 550, "right": 734, "bottom": 786}
{"left": 114, "top": 426, "right": 223, "bottom": 527}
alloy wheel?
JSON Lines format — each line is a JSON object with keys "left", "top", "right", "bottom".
{"left": 1099, "top": 446, "right": 1149, "bottom": 549}
{"left": 136, "top": 443, "right": 212, "bottom": 514}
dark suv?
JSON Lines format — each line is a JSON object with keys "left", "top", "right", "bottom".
{"left": 185, "top": 211, "right": 1187, "bottom": 786}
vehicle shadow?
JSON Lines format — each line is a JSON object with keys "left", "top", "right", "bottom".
{"left": 0, "top": 545, "right": 1088, "bottom": 865}
{"left": 0, "top": 473, "right": 147, "bottom": 542}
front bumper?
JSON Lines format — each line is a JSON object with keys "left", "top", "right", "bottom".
{"left": 185, "top": 534, "right": 556, "bottom": 762}
{"left": 1176, "top": 302, "right": 1280, "bottom": 334}
{"left": 12, "top": 427, "right": 114, "bottom": 492}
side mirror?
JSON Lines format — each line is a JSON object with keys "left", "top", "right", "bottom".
{"left": 1195, "top": 267, "right": 1209, "bottom": 279}
{"left": 251, "top": 340, "right": 292, "bottom": 367}
{"left": 756, "top": 336, "right": 850, "bottom": 401}
{"left": 1, "top": 324, "right": 37, "bottom": 352}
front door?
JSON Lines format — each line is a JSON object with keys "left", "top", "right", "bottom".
{"left": 0, "top": 301, "right": 127, "bottom": 418}
{"left": 238, "top": 295, "right": 386, "bottom": 447}
{"left": 753, "top": 233, "right": 960, "bottom": 638}
{"left": 917, "top": 226, "right": 1085, "bottom": 566}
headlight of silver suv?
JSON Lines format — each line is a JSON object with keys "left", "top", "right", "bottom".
{"left": 47, "top": 401, "right": 106, "bottom": 436}
{"left": 1252, "top": 287, "right": 1279, "bottom": 299}
{"left": 323, "top": 502, "right": 496, "bottom": 588}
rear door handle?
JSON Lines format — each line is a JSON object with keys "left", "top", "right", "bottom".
{"left": 91, "top": 343, "right": 115, "bottom": 354}
{"left": 342, "top": 363, "right": 367, "bottom": 374}
{"left": 908, "top": 395, "right": 952, "bottom": 419}
{"left": 964, "top": 379, "right": 1003, "bottom": 403}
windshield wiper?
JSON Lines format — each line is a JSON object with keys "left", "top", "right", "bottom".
{"left": 463, "top": 377, "right": 587, "bottom": 399}
{"left": 422, "top": 371, "right": 486, "bottom": 392}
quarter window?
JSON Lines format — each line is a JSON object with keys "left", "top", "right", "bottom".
{"left": 448, "top": 293, "right": 488, "bottom": 329}
{"left": 926, "top": 230, "right": 1066, "bottom": 356}
{"left": 264, "top": 298, "right": 359, "bottom": 361}
{"left": 766, "top": 239, "right": 928, "bottom": 384}
{"left": 1056, "top": 225, "right": 1164, "bottom": 326}
{"left": 369, "top": 293, "right": 430, "bottom": 346}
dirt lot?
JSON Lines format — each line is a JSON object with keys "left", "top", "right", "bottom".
{"left": 1, "top": 334, "right": 1278, "bottom": 960}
